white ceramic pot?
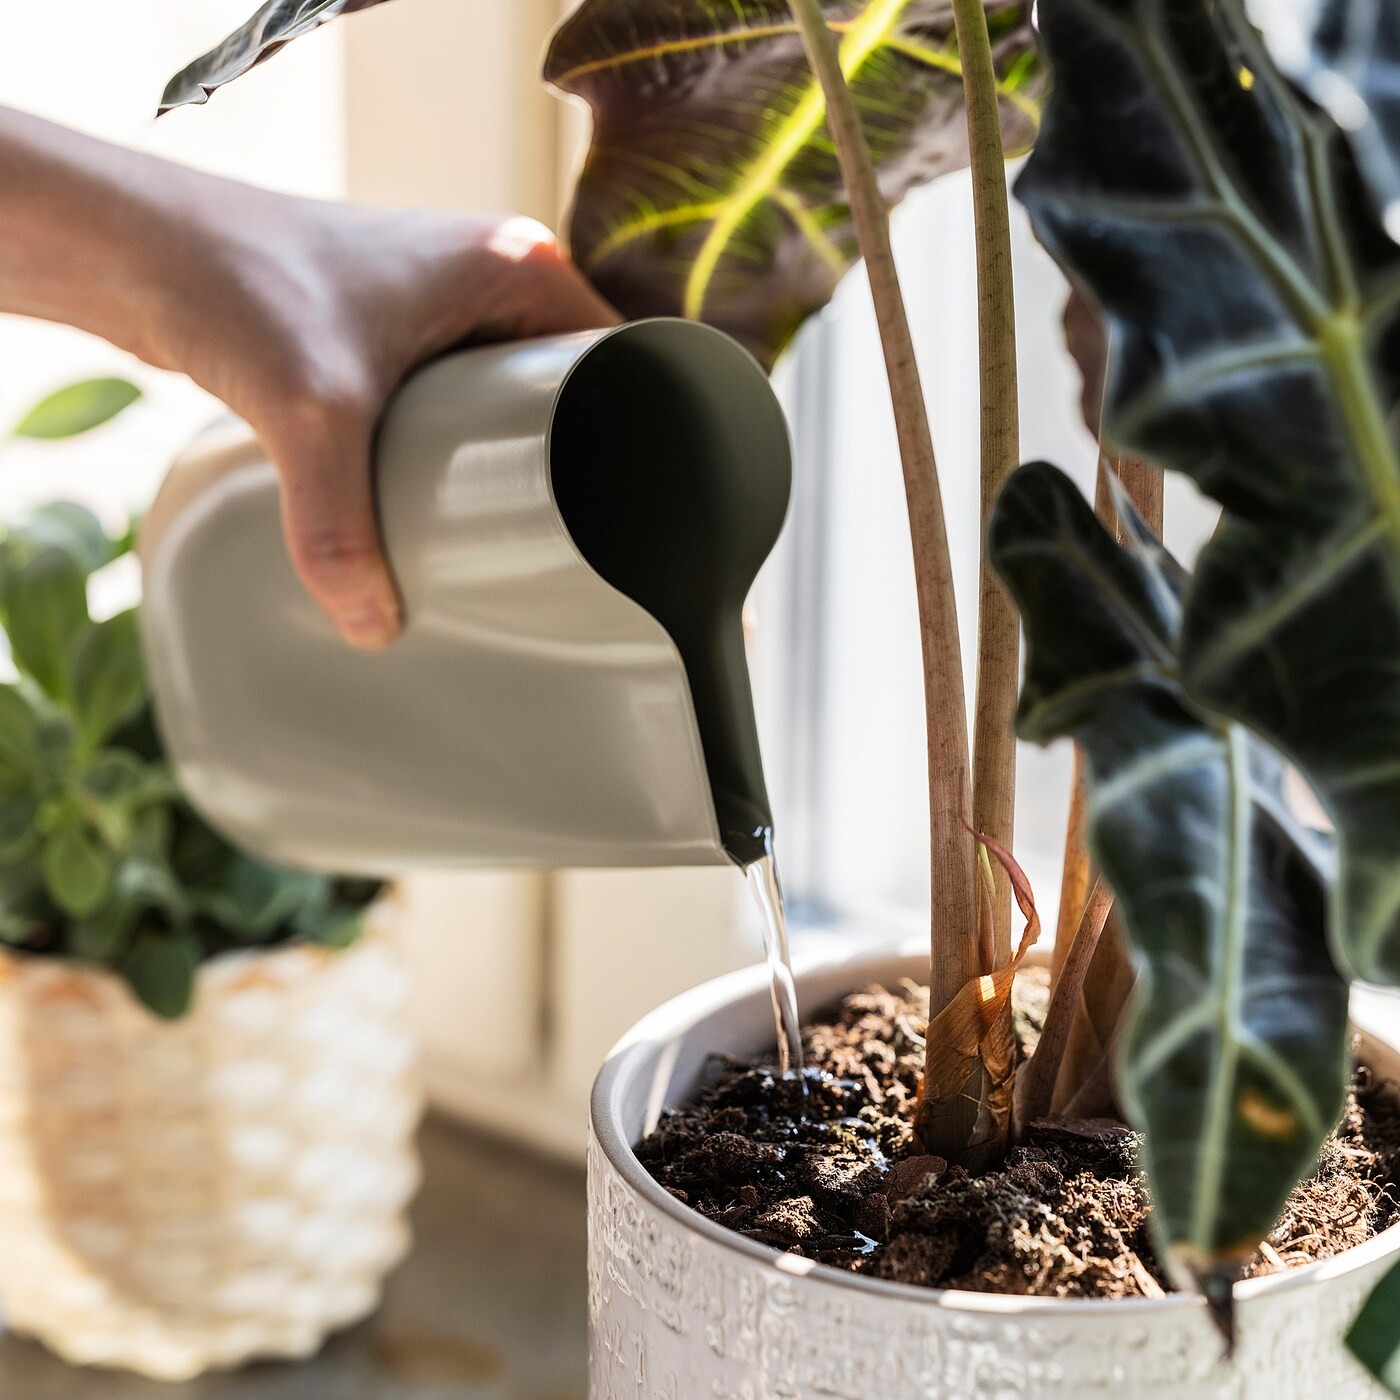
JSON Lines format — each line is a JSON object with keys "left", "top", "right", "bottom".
{"left": 0, "top": 928, "right": 422, "bottom": 1381}
{"left": 589, "top": 944, "right": 1400, "bottom": 1399}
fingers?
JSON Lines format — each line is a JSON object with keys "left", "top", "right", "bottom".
{"left": 272, "top": 407, "right": 401, "bottom": 652}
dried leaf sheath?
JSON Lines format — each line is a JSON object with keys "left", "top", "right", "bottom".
{"left": 918, "top": 833, "right": 1041, "bottom": 1138}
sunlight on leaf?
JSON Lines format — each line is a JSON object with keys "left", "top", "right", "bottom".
{"left": 14, "top": 379, "right": 141, "bottom": 441}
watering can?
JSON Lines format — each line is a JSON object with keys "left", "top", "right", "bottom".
{"left": 139, "top": 319, "right": 792, "bottom": 874}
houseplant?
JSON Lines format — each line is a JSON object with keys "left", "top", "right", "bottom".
{"left": 0, "top": 382, "right": 421, "bottom": 1380}
{"left": 163, "top": 0, "right": 1400, "bottom": 1393}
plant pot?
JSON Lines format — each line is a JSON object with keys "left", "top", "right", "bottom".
{"left": 0, "top": 926, "right": 422, "bottom": 1381}
{"left": 589, "top": 943, "right": 1400, "bottom": 1399}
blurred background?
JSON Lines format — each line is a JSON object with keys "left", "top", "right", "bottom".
{"left": 0, "top": 3, "right": 1220, "bottom": 1395}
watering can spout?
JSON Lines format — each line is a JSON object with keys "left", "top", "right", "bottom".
{"left": 140, "top": 319, "right": 792, "bottom": 875}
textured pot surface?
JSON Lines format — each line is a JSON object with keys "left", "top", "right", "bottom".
{"left": 589, "top": 944, "right": 1400, "bottom": 1399}
{"left": 0, "top": 929, "right": 422, "bottom": 1381}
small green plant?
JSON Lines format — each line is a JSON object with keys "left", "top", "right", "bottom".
{"left": 0, "top": 385, "right": 378, "bottom": 1018}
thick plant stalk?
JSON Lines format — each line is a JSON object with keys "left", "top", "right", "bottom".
{"left": 786, "top": 0, "right": 980, "bottom": 1154}
{"left": 1050, "top": 449, "right": 1163, "bottom": 1108}
{"left": 1050, "top": 759, "right": 1092, "bottom": 982}
{"left": 954, "top": 0, "right": 1021, "bottom": 973}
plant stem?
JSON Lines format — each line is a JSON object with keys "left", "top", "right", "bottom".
{"left": 785, "top": 0, "right": 980, "bottom": 1153}
{"left": 1013, "top": 877, "right": 1114, "bottom": 1134}
{"left": 953, "top": 0, "right": 1021, "bottom": 973}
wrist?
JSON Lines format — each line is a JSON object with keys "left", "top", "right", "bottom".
{"left": 0, "top": 109, "right": 214, "bottom": 368}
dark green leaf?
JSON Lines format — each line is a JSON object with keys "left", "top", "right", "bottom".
{"left": 194, "top": 854, "right": 330, "bottom": 942}
{"left": 122, "top": 930, "right": 200, "bottom": 1019}
{"left": 41, "top": 817, "right": 112, "bottom": 918}
{"left": 989, "top": 462, "right": 1351, "bottom": 1281}
{"left": 70, "top": 907, "right": 132, "bottom": 963}
{"left": 1349, "top": 1256, "right": 1400, "bottom": 1394}
{"left": 547, "top": 0, "right": 1039, "bottom": 368}
{"left": 71, "top": 611, "right": 147, "bottom": 752}
{"left": 6, "top": 547, "right": 91, "bottom": 699}
{"left": 0, "top": 866, "right": 50, "bottom": 946}
{"left": 295, "top": 908, "right": 365, "bottom": 949}
{"left": 13, "top": 379, "right": 141, "bottom": 440}
{"left": 169, "top": 809, "right": 237, "bottom": 887}
{"left": 1251, "top": 0, "right": 1400, "bottom": 241}
{"left": 1015, "top": 0, "right": 1400, "bottom": 984}
{"left": 78, "top": 748, "right": 149, "bottom": 803}
{"left": 0, "top": 796, "right": 39, "bottom": 865}
{"left": 72, "top": 858, "right": 189, "bottom": 964}
{"left": 159, "top": 0, "right": 392, "bottom": 113}
{"left": 126, "top": 803, "right": 173, "bottom": 862}
{"left": 33, "top": 705, "right": 76, "bottom": 789}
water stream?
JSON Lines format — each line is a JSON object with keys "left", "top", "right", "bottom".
{"left": 741, "top": 832, "right": 805, "bottom": 1078}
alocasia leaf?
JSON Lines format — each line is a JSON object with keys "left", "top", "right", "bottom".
{"left": 1348, "top": 1259, "right": 1400, "bottom": 1395}
{"left": 159, "top": 0, "right": 392, "bottom": 114}
{"left": 1248, "top": 0, "right": 1400, "bottom": 242}
{"left": 989, "top": 462, "right": 1350, "bottom": 1288}
{"left": 546, "top": 0, "right": 1039, "bottom": 367}
{"left": 1015, "top": 0, "right": 1400, "bottom": 985}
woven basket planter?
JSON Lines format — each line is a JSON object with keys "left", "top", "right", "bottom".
{"left": 0, "top": 927, "right": 422, "bottom": 1381}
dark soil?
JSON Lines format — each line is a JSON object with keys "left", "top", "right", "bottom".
{"left": 637, "top": 978, "right": 1400, "bottom": 1299}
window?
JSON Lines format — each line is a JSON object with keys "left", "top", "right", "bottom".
{"left": 755, "top": 167, "right": 1222, "bottom": 945}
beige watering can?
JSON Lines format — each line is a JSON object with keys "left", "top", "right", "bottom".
{"left": 139, "top": 320, "right": 792, "bottom": 875}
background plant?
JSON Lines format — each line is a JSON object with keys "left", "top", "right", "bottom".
{"left": 0, "top": 382, "right": 378, "bottom": 1018}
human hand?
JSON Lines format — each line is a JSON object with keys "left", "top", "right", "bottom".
{"left": 136, "top": 199, "right": 620, "bottom": 650}
{"left": 0, "top": 108, "right": 619, "bottom": 650}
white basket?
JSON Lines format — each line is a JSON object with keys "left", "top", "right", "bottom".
{"left": 0, "top": 927, "right": 422, "bottom": 1381}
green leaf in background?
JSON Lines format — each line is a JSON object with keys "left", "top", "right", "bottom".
{"left": 1249, "top": 0, "right": 1400, "bottom": 241}
{"left": 0, "top": 796, "right": 39, "bottom": 866}
{"left": 1015, "top": 0, "right": 1400, "bottom": 985}
{"left": 6, "top": 503, "right": 113, "bottom": 575}
{"left": 72, "top": 857, "right": 189, "bottom": 965}
{"left": 72, "top": 612, "right": 147, "bottom": 752}
{"left": 158, "top": 0, "right": 393, "bottom": 114}
{"left": 78, "top": 748, "right": 149, "bottom": 804}
{"left": 193, "top": 855, "right": 330, "bottom": 942}
{"left": 546, "top": 0, "right": 1039, "bottom": 368}
{"left": 13, "top": 379, "right": 141, "bottom": 441}
{"left": 296, "top": 907, "right": 366, "bottom": 949}
{"left": 4, "top": 548, "right": 90, "bottom": 701}
{"left": 42, "top": 816, "right": 112, "bottom": 918}
{"left": 0, "top": 686, "right": 43, "bottom": 790}
{"left": 989, "top": 462, "right": 1351, "bottom": 1292}
{"left": 126, "top": 803, "right": 173, "bottom": 862}
{"left": 0, "top": 495, "right": 375, "bottom": 1014}
{"left": 122, "top": 930, "right": 200, "bottom": 1020}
